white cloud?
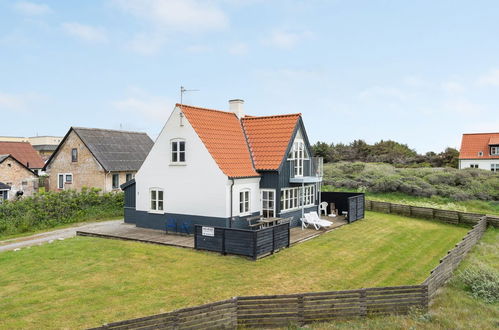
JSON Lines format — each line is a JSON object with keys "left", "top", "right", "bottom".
{"left": 478, "top": 69, "right": 499, "bottom": 86}
{"left": 228, "top": 42, "right": 248, "bottom": 55}
{"left": 112, "top": 0, "right": 228, "bottom": 32}
{"left": 441, "top": 81, "right": 465, "bottom": 93}
{"left": 263, "top": 30, "right": 313, "bottom": 49}
{"left": 113, "top": 88, "right": 173, "bottom": 122}
{"left": 13, "top": 1, "right": 52, "bottom": 15}
{"left": 359, "top": 86, "right": 409, "bottom": 102}
{"left": 127, "top": 33, "right": 166, "bottom": 55}
{"left": 61, "top": 22, "right": 108, "bottom": 43}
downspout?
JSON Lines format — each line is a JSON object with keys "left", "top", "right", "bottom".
{"left": 229, "top": 178, "right": 235, "bottom": 228}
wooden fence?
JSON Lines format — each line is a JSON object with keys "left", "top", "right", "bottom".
{"left": 365, "top": 200, "right": 499, "bottom": 227}
{"left": 194, "top": 223, "right": 290, "bottom": 260}
{"left": 91, "top": 215, "right": 491, "bottom": 329}
{"left": 423, "top": 216, "right": 488, "bottom": 299}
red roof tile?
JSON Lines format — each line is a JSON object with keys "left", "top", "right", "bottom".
{"left": 459, "top": 133, "right": 499, "bottom": 159}
{"left": 179, "top": 104, "right": 259, "bottom": 178}
{"left": 242, "top": 114, "right": 301, "bottom": 170}
{"left": 0, "top": 142, "right": 45, "bottom": 168}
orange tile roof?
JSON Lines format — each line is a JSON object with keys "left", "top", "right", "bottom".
{"left": 459, "top": 133, "right": 499, "bottom": 159}
{"left": 0, "top": 142, "right": 45, "bottom": 169}
{"left": 242, "top": 114, "right": 301, "bottom": 170}
{"left": 179, "top": 104, "right": 259, "bottom": 178}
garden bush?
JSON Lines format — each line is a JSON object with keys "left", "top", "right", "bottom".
{"left": 457, "top": 265, "right": 499, "bottom": 304}
{"left": 323, "top": 162, "right": 499, "bottom": 202}
{"left": 0, "top": 187, "right": 124, "bottom": 237}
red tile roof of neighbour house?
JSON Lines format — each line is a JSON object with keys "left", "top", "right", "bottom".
{"left": 179, "top": 104, "right": 260, "bottom": 178}
{"left": 0, "top": 142, "right": 45, "bottom": 169}
{"left": 242, "top": 114, "right": 301, "bottom": 170}
{"left": 459, "top": 133, "right": 499, "bottom": 159}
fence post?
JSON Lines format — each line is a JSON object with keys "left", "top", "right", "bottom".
{"left": 272, "top": 226, "right": 276, "bottom": 254}
{"left": 298, "top": 294, "right": 305, "bottom": 325}
{"left": 194, "top": 225, "right": 197, "bottom": 250}
{"left": 222, "top": 228, "right": 226, "bottom": 255}
{"left": 359, "top": 289, "right": 367, "bottom": 317}
{"left": 253, "top": 230, "right": 257, "bottom": 260}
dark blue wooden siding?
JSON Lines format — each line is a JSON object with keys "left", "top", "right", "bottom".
{"left": 123, "top": 182, "right": 136, "bottom": 208}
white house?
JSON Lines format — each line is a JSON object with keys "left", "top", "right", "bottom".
{"left": 122, "top": 100, "right": 323, "bottom": 231}
{"left": 458, "top": 133, "right": 499, "bottom": 172}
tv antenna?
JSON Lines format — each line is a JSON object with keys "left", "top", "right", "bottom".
{"left": 180, "top": 86, "right": 199, "bottom": 105}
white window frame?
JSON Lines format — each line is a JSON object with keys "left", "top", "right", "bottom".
{"left": 112, "top": 173, "right": 120, "bottom": 189}
{"left": 491, "top": 164, "right": 499, "bottom": 172}
{"left": 239, "top": 189, "right": 250, "bottom": 216}
{"left": 149, "top": 188, "right": 164, "bottom": 213}
{"left": 65, "top": 174, "right": 73, "bottom": 184}
{"left": 280, "top": 185, "right": 316, "bottom": 213}
{"left": 470, "top": 164, "right": 479, "bottom": 169}
{"left": 261, "top": 189, "right": 276, "bottom": 218}
{"left": 491, "top": 146, "right": 499, "bottom": 156}
{"left": 170, "top": 138, "right": 186, "bottom": 164}
{"left": 288, "top": 140, "right": 306, "bottom": 177}
{"left": 57, "top": 173, "right": 73, "bottom": 189}
{"left": 0, "top": 190, "right": 8, "bottom": 203}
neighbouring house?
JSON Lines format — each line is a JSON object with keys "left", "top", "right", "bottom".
{"left": 43, "top": 127, "right": 154, "bottom": 193}
{"left": 0, "top": 136, "right": 62, "bottom": 162}
{"left": 0, "top": 182, "right": 11, "bottom": 203}
{"left": 122, "top": 100, "right": 323, "bottom": 231}
{"left": 0, "top": 154, "right": 39, "bottom": 199}
{"left": 0, "top": 142, "right": 45, "bottom": 175}
{"left": 459, "top": 132, "right": 499, "bottom": 172}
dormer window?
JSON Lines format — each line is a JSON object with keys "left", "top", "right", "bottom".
{"left": 491, "top": 146, "right": 499, "bottom": 156}
{"left": 478, "top": 151, "right": 483, "bottom": 157}
{"left": 171, "top": 139, "right": 186, "bottom": 163}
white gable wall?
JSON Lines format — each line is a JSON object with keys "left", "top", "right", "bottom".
{"left": 135, "top": 106, "right": 229, "bottom": 218}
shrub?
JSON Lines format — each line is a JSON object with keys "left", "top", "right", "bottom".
{"left": 0, "top": 188, "right": 124, "bottom": 237}
{"left": 457, "top": 265, "right": 499, "bottom": 304}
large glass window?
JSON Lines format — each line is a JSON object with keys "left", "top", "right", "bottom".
{"left": 280, "top": 185, "right": 316, "bottom": 212}
{"left": 150, "top": 189, "right": 164, "bottom": 211}
{"left": 171, "top": 140, "right": 186, "bottom": 163}
{"left": 239, "top": 190, "right": 250, "bottom": 215}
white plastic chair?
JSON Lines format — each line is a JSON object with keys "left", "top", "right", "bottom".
{"left": 319, "top": 202, "right": 328, "bottom": 216}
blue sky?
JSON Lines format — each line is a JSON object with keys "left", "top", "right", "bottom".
{"left": 1, "top": 0, "right": 499, "bottom": 153}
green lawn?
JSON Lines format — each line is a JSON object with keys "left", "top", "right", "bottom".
{"left": 323, "top": 185, "right": 499, "bottom": 216}
{"left": 312, "top": 227, "right": 499, "bottom": 330}
{"left": 0, "top": 212, "right": 468, "bottom": 329}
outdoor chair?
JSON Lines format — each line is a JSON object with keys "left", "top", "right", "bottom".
{"left": 180, "top": 220, "right": 192, "bottom": 235}
{"left": 319, "top": 202, "right": 328, "bottom": 216}
{"left": 246, "top": 215, "right": 263, "bottom": 230}
{"left": 301, "top": 212, "right": 333, "bottom": 230}
{"left": 165, "top": 218, "right": 177, "bottom": 234}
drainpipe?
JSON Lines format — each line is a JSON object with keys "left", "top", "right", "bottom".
{"left": 301, "top": 181, "right": 305, "bottom": 220}
{"left": 229, "top": 178, "right": 235, "bottom": 228}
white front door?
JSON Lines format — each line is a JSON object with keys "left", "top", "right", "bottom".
{"left": 261, "top": 190, "right": 275, "bottom": 218}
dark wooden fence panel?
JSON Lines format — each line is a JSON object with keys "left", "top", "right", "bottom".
{"left": 194, "top": 224, "right": 290, "bottom": 259}
{"left": 321, "top": 192, "right": 365, "bottom": 223}
{"left": 365, "top": 200, "right": 498, "bottom": 227}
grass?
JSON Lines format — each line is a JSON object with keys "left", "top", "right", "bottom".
{"left": 309, "top": 227, "right": 499, "bottom": 330}
{"left": 323, "top": 185, "right": 499, "bottom": 216}
{"left": 0, "top": 211, "right": 467, "bottom": 329}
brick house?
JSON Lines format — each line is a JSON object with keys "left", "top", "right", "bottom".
{"left": 0, "top": 141, "right": 45, "bottom": 174}
{"left": 0, "top": 154, "right": 39, "bottom": 200}
{"left": 43, "top": 127, "right": 153, "bottom": 193}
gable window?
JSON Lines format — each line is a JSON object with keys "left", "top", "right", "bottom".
{"left": 492, "top": 164, "right": 499, "bottom": 172}
{"left": 112, "top": 174, "right": 119, "bottom": 189}
{"left": 261, "top": 190, "right": 275, "bottom": 218}
{"left": 491, "top": 146, "right": 499, "bottom": 156}
{"left": 150, "top": 188, "right": 164, "bottom": 211}
{"left": 470, "top": 164, "right": 478, "bottom": 169}
{"left": 71, "top": 148, "right": 78, "bottom": 162}
{"left": 288, "top": 141, "right": 305, "bottom": 177}
{"left": 171, "top": 139, "right": 186, "bottom": 163}
{"left": 126, "top": 173, "right": 133, "bottom": 182}
{"left": 239, "top": 189, "right": 250, "bottom": 215}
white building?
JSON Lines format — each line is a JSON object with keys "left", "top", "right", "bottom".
{"left": 458, "top": 133, "right": 499, "bottom": 172}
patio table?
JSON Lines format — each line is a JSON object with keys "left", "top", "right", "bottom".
{"left": 258, "top": 217, "right": 283, "bottom": 227}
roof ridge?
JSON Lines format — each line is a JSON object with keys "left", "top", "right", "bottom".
{"left": 72, "top": 127, "right": 149, "bottom": 135}
{"left": 462, "top": 132, "right": 499, "bottom": 135}
{"left": 176, "top": 103, "right": 237, "bottom": 116}
{"left": 242, "top": 113, "right": 301, "bottom": 120}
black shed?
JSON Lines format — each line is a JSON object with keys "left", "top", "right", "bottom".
{"left": 320, "top": 192, "right": 365, "bottom": 223}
